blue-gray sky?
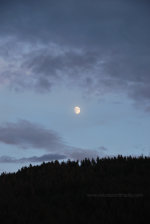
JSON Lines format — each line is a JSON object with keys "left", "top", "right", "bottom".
{"left": 0, "top": 0, "right": 150, "bottom": 173}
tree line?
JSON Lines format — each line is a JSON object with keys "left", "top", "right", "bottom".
{"left": 0, "top": 155, "right": 149, "bottom": 223}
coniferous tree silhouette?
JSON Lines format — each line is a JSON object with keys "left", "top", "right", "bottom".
{"left": 0, "top": 156, "right": 149, "bottom": 223}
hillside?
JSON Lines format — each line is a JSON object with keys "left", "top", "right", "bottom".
{"left": 0, "top": 156, "right": 150, "bottom": 223}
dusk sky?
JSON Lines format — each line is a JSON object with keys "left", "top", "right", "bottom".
{"left": 0, "top": 0, "right": 150, "bottom": 173}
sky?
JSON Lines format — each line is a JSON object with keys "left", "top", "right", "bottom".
{"left": 0, "top": 0, "right": 150, "bottom": 173}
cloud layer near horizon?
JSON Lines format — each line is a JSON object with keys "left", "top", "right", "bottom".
{"left": 0, "top": 154, "right": 66, "bottom": 164}
{"left": 0, "top": 120, "right": 104, "bottom": 162}
{"left": 0, "top": 154, "right": 66, "bottom": 163}
{"left": 0, "top": 0, "right": 150, "bottom": 109}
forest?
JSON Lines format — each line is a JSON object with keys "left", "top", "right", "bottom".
{"left": 0, "top": 155, "right": 149, "bottom": 223}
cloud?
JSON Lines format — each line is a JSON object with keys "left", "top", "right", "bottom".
{"left": 0, "top": 0, "right": 150, "bottom": 108}
{"left": 1, "top": 0, "right": 149, "bottom": 46}
{"left": 0, "top": 147, "right": 106, "bottom": 163}
{"left": 98, "top": 146, "right": 107, "bottom": 151}
{"left": 67, "top": 147, "right": 105, "bottom": 160}
{"left": 0, "top": 154, "right": 66, "bottom": 163}
{"left": 0, "top": 150, "right": 105, "bottom": 164}
{"left": 0, "top": 120, "right": 64, "bottom": 151}
{"left": 0, "top": 39, "right": 102, "bottom": 93}
{"left": 0, "top": 120, "right": 105, "bottom": 161}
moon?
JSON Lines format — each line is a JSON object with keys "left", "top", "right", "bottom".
{"left": 74, "top": 106, "right": 80, "bottom": 114}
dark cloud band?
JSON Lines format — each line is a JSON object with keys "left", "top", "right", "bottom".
{"left": 0, "top": 154, "right": 66, "bottom": 163}
{"left": 0, "top": 120, "right": 64, "bottom": 151}
{"left": 0, "top": 0, "right": 150, "bottom": 108}
{"left": 0, "top": 120, "right": 104, "bottom": 161}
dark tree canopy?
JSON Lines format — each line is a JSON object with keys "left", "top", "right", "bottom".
{"left": 0, "top": 156, "right": 149, "bottom": 223}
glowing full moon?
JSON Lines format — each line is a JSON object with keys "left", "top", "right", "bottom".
{"left": 74, "top": 106, "right": 80, "bottom": 114}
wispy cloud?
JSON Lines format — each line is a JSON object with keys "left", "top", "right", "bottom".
{"left": 0, "top": 154, "right": 66, "bottom": 163}
{"left": 0, "top": 0, "right": 150, "bottom": 109}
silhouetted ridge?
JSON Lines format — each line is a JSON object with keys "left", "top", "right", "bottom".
{"left": 0, "top": 156, "right": 149, "bottom": 223}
